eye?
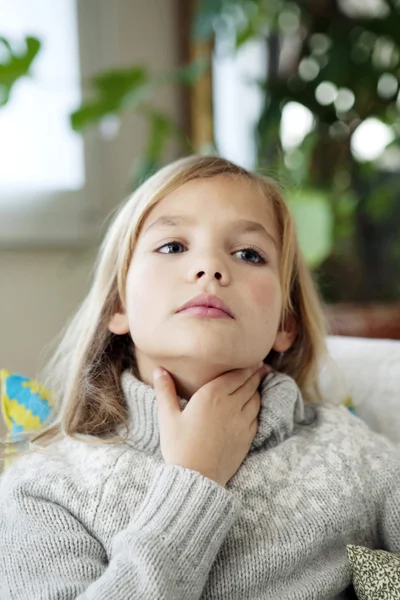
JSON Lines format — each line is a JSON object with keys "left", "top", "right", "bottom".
{"left": 156, "top": 240, "right": 185, "bottom": 254}
{"left": 234, "top": 246, "right": 267, "bottom": 265}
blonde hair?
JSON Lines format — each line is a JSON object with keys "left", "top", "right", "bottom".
{"left": 1, "top": 155, "right": 327, "bottom": 459}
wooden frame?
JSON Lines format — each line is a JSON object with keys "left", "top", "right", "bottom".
{"left": 177, "top": 0, "right": 214, "bottom": 152}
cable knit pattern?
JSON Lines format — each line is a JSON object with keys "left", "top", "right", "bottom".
{"left": 0, "top": 372, "right": 399, "bottom": 600}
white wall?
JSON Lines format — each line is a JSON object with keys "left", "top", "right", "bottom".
{"left": 0, "top": 0, "right": 181, "bottom": 438}
{"left": 0, "top": 249, "right": 94, "bottom": 377}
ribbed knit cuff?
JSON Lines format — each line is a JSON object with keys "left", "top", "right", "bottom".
{"left": 113, "top": 464, "right": 242, "bottom": 571}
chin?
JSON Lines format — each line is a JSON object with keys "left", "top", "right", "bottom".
{"left": 176, "top": 341, "right": 242, "bottom": 365}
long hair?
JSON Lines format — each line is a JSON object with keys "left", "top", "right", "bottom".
{"left": 1, "top": 155, "right": 327, "bottom": 459}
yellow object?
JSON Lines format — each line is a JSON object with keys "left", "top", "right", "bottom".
{"left": 1, "top": 370, "right": 54, "bottom": 468}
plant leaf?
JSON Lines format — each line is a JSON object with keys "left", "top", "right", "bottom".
{"left": 286, "top": 188, "right": 334, "bottom": 268}
{"left": 70, "top": 67, "right": 152, "bottom": 130}
{"left": 171, "top": 58, "right": 209, "bottom": 85}
{"left": 0, "top": 36, "right": 41, "bottom": 87}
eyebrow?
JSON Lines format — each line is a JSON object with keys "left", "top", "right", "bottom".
{"left": 144, "top": 215, "right": 277, "bottom": 248}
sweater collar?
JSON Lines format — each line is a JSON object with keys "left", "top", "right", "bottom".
{"left": 120, "top": 370, "right": 314, "bottom": 456}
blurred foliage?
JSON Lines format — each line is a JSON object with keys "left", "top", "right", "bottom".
{"left": 0, "top": 37, "right": 208, "bottom": 187}
{"left": 285, "top": 187, "right": 334, "bottom": 269}
{"left": 2, "top": 1, "right": 400, "bottom": 302}
{"left": 70, "top": 58, "right": 209, "bottom": 187}
{"left": 194, "top": 0, "right": 400, "bottom": 302}
{"left": 0, "top": 36, "right": 41, "bottom": 106}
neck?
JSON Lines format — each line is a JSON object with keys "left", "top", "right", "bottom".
{"left": 134, "top": 354, "right": 256, "bottom": 400}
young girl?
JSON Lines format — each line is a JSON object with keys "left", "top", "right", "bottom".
{"left": 0, "top": 155, "right": 399, "bottom": 600}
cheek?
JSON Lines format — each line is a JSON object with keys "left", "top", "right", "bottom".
{"left": 124, "top": 264, "right": 148, "bottom": 316}
{"left": 125, "top": 261, "right": 168, "bottom": 318}
{"left": 247, "top": 274, "right": 282, "bottom": 312}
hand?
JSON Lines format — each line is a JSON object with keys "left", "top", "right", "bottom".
{"left": 153, "top": 362, "right": 271, "bottom": 487}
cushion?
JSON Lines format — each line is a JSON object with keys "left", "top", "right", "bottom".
{"left": 347, "top": 544, "right": 400, "bottom": 600}
{"left": 1, "top": 370, "right": 54, "bottom": 469}
{"left": 319, "top": 336, "right": 400, "bottom": 444}
{"left": 0, "top": 369, "right": 53, "bottom": 438}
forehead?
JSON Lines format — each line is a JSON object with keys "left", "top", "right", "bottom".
{"left": 143, "top": 175, "right": 278, "bottom": 230}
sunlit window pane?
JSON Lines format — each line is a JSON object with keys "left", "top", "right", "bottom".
{"left": 213, "top": 34, "right": 267, "bottom": 170}
{"left": 0, "top": 0, "right": 84, "bottom": 200}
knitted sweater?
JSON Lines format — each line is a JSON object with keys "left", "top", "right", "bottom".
{"left": 0, "top": 371, "right": 399, "bottom": 600}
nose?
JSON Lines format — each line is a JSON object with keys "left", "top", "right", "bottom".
{"left": 187, "top": 253, "right": 230, "bottom": 285}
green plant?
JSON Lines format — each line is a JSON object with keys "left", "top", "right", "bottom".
{"left": 0, "top": 32, "right": 208, "bottom": 188}
{"left": 70, "top": 59, "right": 209, "bottom": 186}
{"left": 194, "top": 0, "right": 400, "bottom": 302}
{"left": 0, "top": 36, "right": 41, "bottom": 106}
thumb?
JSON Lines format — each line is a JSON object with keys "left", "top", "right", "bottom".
{"left": 152, "top": 368, "right": 181, "bottom": 421}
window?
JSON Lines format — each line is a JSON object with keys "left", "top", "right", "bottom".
{"left": 0, "top": 0, "right": 104, "bottom": 246}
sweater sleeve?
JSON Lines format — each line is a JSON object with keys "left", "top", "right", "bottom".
{"left": 0, "top": 460, "right": 241, "bottom": 600}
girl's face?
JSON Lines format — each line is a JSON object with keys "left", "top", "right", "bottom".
{"left": 109, "top": 175, "right": 296, "bottom": 398}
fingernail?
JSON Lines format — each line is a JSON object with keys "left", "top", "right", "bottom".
{"left": 153, "top": 367, "right": 166, "bottom": 381}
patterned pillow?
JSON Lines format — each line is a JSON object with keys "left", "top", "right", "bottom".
{"left": 0, "top": 369, "right": 54, "bottom": 438}
{"left": 1, "top": 370, "right": 55, "bottom": 469}
{"left": 347, "top": 544, "right": 400, "bottom": 600}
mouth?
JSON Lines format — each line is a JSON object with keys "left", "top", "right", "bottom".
{"left": 177, "top": 306, "right": 233, "bottom": 319}
{"left": 177, "top": 293, "right": 235, "bottom": 319}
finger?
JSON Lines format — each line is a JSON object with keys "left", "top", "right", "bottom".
{"left": 153, "top": 368, "right": 181, "bottom": 422}
{"left": 212, "top": 363, "right": 264, "bottom": 396}
{"left": 261, "top": 363, "right": 272, "bottom": 375}
{"left": 242, "top": 391, "right": 261, "bottom": 421}
{"left": 233, "top": 367, "right": 266, "bottom": 408}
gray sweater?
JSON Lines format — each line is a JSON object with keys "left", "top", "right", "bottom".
{"left": 0, "top": 371, "right": 399, "bottom": 600}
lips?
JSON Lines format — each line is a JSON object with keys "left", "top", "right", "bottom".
{"left": 177, "top": 293, "right": 234, "bottom": 318}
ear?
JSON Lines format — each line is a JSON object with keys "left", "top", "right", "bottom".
{"left": 272, "top": 313, "right": 298, "bottom": 353}
{"left": 108, "top": 312, "right": 130, "bottom": 335}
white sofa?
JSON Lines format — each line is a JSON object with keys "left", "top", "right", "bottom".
{"left": 320, "top": 336, "right": 400, "bottom": 444}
